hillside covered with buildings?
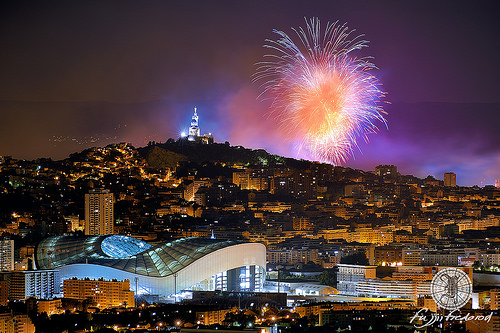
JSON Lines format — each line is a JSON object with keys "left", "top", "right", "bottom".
{"left": 1, "top": 139, "right": 500, "bottom": 332}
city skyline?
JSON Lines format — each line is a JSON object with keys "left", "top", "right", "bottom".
{"left": 1, "top": 1, "right": 499, "bottom": 187}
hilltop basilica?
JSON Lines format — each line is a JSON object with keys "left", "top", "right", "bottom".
{"left": 185, "top": 107, "right": 214, "bottom": 144}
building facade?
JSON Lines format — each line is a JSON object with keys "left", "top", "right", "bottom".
{"left": 0, "top": 280, "right": 8, "bottom": 306}
{"left": 85, "top": 189, "right": 114, "bottom": 235}
{"left": 37, "top": 298, "right": 63, "bottom": 315}
{"left": 64, "top": 278, "right": 134, "bottom": 308}
{"left": 0, "top": 313, "right": 35, "bottom": 333}
{"left": 336, "top": 264, "right": 377, "bottom": 296}
{"left": 337, "top": 265, "right": 472, "bottom": 299}
{"left": 444, "top": 172, "right": 457, "bottom": 187}
{"left": 184, "top": 180, "right": 211, "bottom": 203}
{"left": 266, "top": 248, "right": 319, "bottom": 265}
{"left": 0, "top": 240, "right": 14, "bottom": 272}
{"left": 9, "top": 270, "right": 60, "bottom": 301}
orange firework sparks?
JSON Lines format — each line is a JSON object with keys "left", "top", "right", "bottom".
{"left": 254, "top": 17, "right": 387, "bottom": 165}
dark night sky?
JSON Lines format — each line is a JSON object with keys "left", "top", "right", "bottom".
{"left": 1, "top": 0, "right": 499, "bottom": 186}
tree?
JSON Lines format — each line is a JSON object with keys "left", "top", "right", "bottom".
{"left": 318, "top": 269, "right": 336, "bottom": 287}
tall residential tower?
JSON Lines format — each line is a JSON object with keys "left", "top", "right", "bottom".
{"left": 444, "top": 172, "right": 457, "bottom": 187}
{"left": 0, "top": 239, "right": 14, "bottom": 271}
{"left": 85, "top": 189, "right": 114, "bottom": 235}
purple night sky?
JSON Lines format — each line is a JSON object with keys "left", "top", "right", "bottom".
{"left": 1, "top": 1, "right": 499, "bottom": 186}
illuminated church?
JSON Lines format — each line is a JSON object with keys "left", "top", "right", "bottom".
{"left": 186, "top": 107, "right": 214, "bottom": 144}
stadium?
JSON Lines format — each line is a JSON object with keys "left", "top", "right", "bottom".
{"left": 35, "top": 235, "right": 266, "bottom": 300}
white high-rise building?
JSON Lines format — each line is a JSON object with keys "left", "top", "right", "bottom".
{"left": 85, "top": 189, "right": 114, "bottom": 235}
{"left": 9, "top": 270, "right": 60, "bottom": 300}
{"left": 0, "top": 239, "right": 14, "bottom": 271}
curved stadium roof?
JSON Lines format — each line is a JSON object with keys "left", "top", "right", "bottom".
{"left": 36, "top": 235, "right": 240, "bottom": 277}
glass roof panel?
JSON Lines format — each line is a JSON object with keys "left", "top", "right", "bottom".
{"left": 101, "top": 235, "right": 152, "bottom": 258}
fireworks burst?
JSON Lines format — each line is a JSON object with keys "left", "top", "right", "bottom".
{"left": 254, "top": 17, "right": 387, "bottom": 165}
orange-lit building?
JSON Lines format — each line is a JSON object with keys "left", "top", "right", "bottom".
{"left": 373, "top": 245, "right": 403, "bottom": 265}
{"left": 0, "top": 280, "right": 8, "bottom": 306}
{"left": 37, "top": 298, "right": 63, "bottom": 315}
{"left": 63, "top": 278, "right": 134, "bottom": 309}
{"left": 266, "top": 248, "right": 320, "bottom": 265}
{"left": 196, "top": 309, "right": 232, "bottom": 325}
{"left": 444, "top": 172, "right": 456, "bottom": 187}
{"left": 292, "top": 217, "right": 311, "bottom": 231}
{"left": 0, "top": 313, "right": 35, "bottom": 333}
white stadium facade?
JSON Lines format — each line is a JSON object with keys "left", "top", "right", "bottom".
{"left": 35, "top": 235, "right": 266, "bottom": 299}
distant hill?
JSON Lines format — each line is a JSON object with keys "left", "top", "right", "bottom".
{"left": 138, "top": 140, "right": 290, "bottom": 167}
{"left": 137, "top": 140, "right": 375, "bottom": 183}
